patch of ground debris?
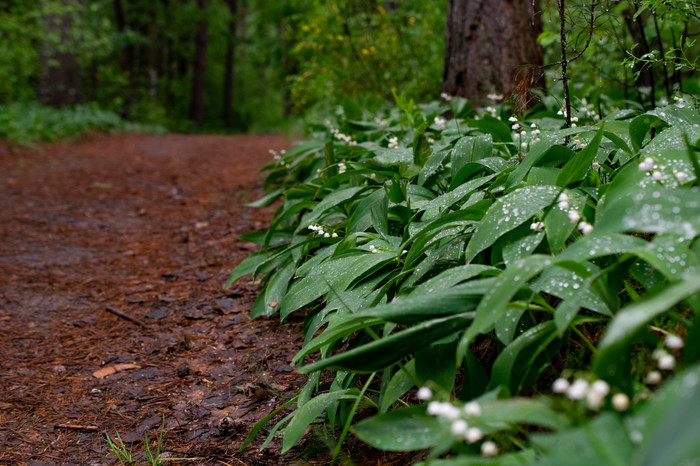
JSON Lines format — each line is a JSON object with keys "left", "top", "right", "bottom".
{"left": 0, "top": 133, "right": 398, "bottom": 465}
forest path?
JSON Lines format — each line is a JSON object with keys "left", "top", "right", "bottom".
{"left": 0, "top": 133, "right": 308, "bottom": 464}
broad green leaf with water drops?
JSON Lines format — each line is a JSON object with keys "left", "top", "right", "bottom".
{"left": 280, "top": 251, "right": 396, "bottom": 318}
{"left": 556, "top": 125, "right": 605, "bottom": 187}
{"left": 298, "top": 186, "right": 366, "bottom": 230}
{"left": 351, "top": 406, "right": 445, "bottom": 451}
{"left": 594, "top": 187, "right": 700, "bottom": 237}
{"left": 458, "top": 255, "right": 555, "bottom": 361}
{"left": 451, "top": 134, "right": 494, "bottom": 176}
{"left": 556, "top": 232, "right": 648, "bottom": 261}
{"left": 465, "top": 186, "right": 561, "bottom": 262}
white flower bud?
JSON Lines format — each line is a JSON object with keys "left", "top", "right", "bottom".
{"left": 426, "top": 401, "right": 442, "bottom": 416}
{"left": 481, "top": 441, "right": 498, "bottom": 457}
{"left": 558, "top": 201, "right": 570, "bottom": 210}
{"left": 441, "top": 403, "right": 461, "bottom": 420}
{"left": 450, "top": 419, "right": 469, "bottom": 435}
{"left": 331, "top": 232, "right": 339, "bottom": 238}
{"left": 675, "top": 171, "right": 688, "bottom": 181}
{"left": 466, "top": 427, "right": 483, "bottom": 444}
{"left": 591, "top": 380, "right": 610, "bottom": 397}
{"left": 586, "top": 391, "right": 605, "bottom": 410}
{"left": 464, "top": 402, "right": 482, "bottom": 417}
{"left": 646, "top": 370, "right": 662, "bottom": 385}
{"left": 657, "top": 354, "right": 676, "bottom": 370}
{"left": 552, "top": 378, "right": 570, "bottom": 394}
{"left": 611, "top": 393, "right": 630, "bottom": 411}
{"left": 568, "top": 210, "right": 581, "bottom": 224}
{"left": 416, "top": 387, "right": 433, "bottom": 400}
{"left": 665, "top": 334, "right": 684, "bottom": 349}
{"left": 592, "top": 162, "right": 600, "bottom": 169}
{"left": 651, "top": 171, "right": 663, "bottom": 181}
{"left": 566, "top": 379, "right": 589, "bottom": 400}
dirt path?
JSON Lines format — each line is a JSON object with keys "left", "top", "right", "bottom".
{"left": 0, "top": 133, "right": 310, "bottom": 464}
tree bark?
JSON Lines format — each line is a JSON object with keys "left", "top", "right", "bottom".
{"left": 38, "top": 0, "right": 83, "bottom": 107}
{"left": 222, "top": 0, "right": 238, "bottom": 128}
{"left": 190, "top": 0, "right": 209, "bottom": 127}
{"left": 442, "top": 0, "right": 543, "bottom": 104}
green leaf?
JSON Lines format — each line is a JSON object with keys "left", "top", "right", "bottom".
{"left": 556, "top": 232, "right": 647, "bottom": 262}
{"left": 458, "top": 255, "right": 554, "bottom": 360}
{"left": 593, "top": 273, "right": 700, "bottom": 381}
{"left": 507, "top": 143, "right": 575, "bottom": 189}
{"left": 465, "top": 186, "right": 561, "bottom": 262}
{"left": 630, "top": 114, "right": 665, "bottom": 153}
{"left": 379, "top": 360, "right": 417, "bottom": 413}
{"left": 299, "top": 186, "right": 365, "bottom": 230}
{"left": 416, "top": 450, "right": 537, "bottom": 465}
{"left": 226, "top": 250, "right": 267, "bottom": 287}
{"left": 411, "top": 264, "right": 498, "bottom": 296}
{"left": 251, "top": 259, "right": 297, "bottom": 318}
{"left": 531, "top": 413, "right": 633, "bottom": 466}
{"left": 351, "top": 406, "right": 444, "bottom": 451}
{"left": 451, "top": 135, "right": 494, "bottom": 177}
{"left": 594, "top": 187, "right": 700, "bottom": 236}
{"left": 280, "top": 251, "right": 395, "bottom": 318}
{"left": 282, "top": 390, "right": 349, "bottom": 452}
{"left": 371, "top": 193, "right": 389, "bottom": 238}
{"left": 556, "top": 125, "right": 605, "bottom": 187}
{"left": 299, "top": 313, "right": 474, "bottom": 374}
{"left": 480, "top": 397, "right": 570, "bottom": 431}
{"left": 413, "top": 120, "right": 432, "bottom": 167}
{"left": 629, "top": 363, "right": 700, "bottom": 466}
{"left": 415, "top": 335, "right": 458, "bottom": 392}
{"left": 487, "top": 322, "right": 557, "bottom": 394}
{"left": 468, "top": 115, "right": 513, "bottom": 143}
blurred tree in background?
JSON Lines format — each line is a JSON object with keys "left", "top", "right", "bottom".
{"left": 0, "top": 0, "right": 697, "bottom": 134}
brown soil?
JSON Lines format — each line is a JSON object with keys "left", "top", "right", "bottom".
{"left": 0, "top": 133, "right": 322, "bottom": 465}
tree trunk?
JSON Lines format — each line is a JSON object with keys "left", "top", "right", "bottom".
{"left": 190, "top": 0, "right": 208, "bottom": 127}
{"left": 622, "top": 6, "right": 656, "bottom": 108}
{"left": 38, "top": 0, "right": 83, "bottom": 107}
{"left": 222, "top": 0, "right": 238, "bottom": 128}
{"left": 442, "top": 0, "right": 543, "bottom": 104}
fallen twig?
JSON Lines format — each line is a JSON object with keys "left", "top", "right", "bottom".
{"left": 55, "top": 424, "right": 99, "bottom": 431}
{"left": 105, "top": 306, "right": 150, "bottom": 329}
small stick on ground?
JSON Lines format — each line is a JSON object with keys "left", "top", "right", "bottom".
{"left": 55, "top": 424, "right": 99, "bottom": 431}
{"left": 105, "top": 306, "right": 150, "bottom": 329}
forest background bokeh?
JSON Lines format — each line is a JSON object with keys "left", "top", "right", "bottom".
{"left": 0, "top": 0, "right": 698, "bottom": 135}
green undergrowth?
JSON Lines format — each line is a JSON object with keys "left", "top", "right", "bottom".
{"left": 0, "top": 103, "right": 166, "bottom": 146}
{"left": 229, "top": 94, "right": 700, "bottom": 464}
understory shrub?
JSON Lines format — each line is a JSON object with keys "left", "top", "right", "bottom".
{"left": 229, "top": 93, "right": 700, "bottom": 464}
{"left": 0, "top": 103, "right": 166, "bottom": 145}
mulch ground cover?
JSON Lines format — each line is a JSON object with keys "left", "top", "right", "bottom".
{"left": 0, "top": 133, "right": 339, "bottom": 465}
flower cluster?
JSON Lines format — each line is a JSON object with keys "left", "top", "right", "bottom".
{"left": 434, "top": 116, "right": 446, "bottom": 130}
{"left": 552, "top": 377, "right": 629, "bottom": 411}
{"left": 388, "top": 136, "right": 399, "bottom": 149}
{"left": 418, "top": 388, "right": 497, "bottom": 456}
{"left": 331, "top": 128, "right": 356, "bottom": 145}
{"left": 307, "top": 224, "right": 338, "bottom": 238}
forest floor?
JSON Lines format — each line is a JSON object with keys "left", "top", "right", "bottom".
{"left": 0, "top": 133, "right": 402, "bottom": 465}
